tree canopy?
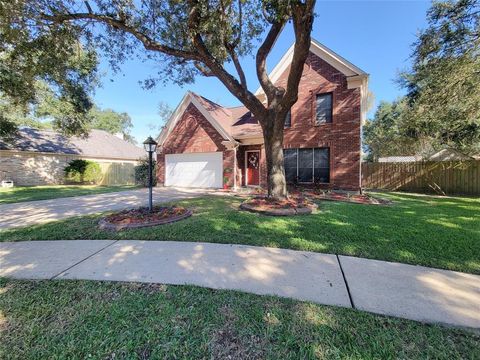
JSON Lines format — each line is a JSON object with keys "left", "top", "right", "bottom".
{"left": 4, "top": 0, "right": 315, "bottom": 199}
{"left": 89, "top": 106, "right": 135, "bottom": 143}
{"left": 364, "top": 0, "right": 480, "bottom": 159}
{"left": 363, "top": 99, "right": 412, "bottom": 161}
{"left": 399, "top": 0, "right": 480, "bottom": 155}
{"left": 0, "top": 0, "right": 99, "bottom": 138}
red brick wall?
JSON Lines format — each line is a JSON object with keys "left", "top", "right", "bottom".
{"left": 275, "top": 51, "right": 362, "bottom": 190}
{"left": 158, "top": 51, "right": 362, "bottom": 191}
{"left": 157, "top": 103, "right": 229, "bottom": 185}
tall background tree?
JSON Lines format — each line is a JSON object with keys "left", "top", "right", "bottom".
{"left": 0, "top": 0, "right": 99, "bottom": 138}
{"left": 5, "top": 0, "right": 316, "bottom": 199}
{"left": 400, "top": 0, "right": 480, "bottom": 155}
{"left": 89, "top": 106, "right": 135, "bottom": 143}
{"left": 363, "top": 98, "right": 413, "bottom": 161}
{"left": 364, "top": 0, "right": 480, "bottom": 159}
{"left": 148, "top": 101, "right": 174, "bottom": 135}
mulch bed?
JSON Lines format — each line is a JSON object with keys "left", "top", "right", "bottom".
{"left": 99, "top": 206, "right": 192, "bottom": 231}
{"left": 289, "top": 189, "right": 392, "bottom": 205}
{"left": 240, "top": 196, "right": 318, "bottom": 216}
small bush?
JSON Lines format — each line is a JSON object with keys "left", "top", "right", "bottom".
{"left": 134, "top": 158, "right": 157, "bottom": 187}
{"left": 64, "top": 159, "right": 103, "bottom": 184}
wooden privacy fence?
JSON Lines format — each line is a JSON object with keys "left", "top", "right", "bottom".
{"left": 362, "top": 160, "right": 480, "bottom": 196}
{"left": 98, "top": 162, "right": 136, "bottom": 186}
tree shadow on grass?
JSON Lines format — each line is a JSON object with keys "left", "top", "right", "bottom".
{"left": 0, "top": 193, "right": 478, "bottom": 273}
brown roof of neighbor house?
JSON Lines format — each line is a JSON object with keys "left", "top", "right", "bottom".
{"left": 0, "top": 128, "right": 146, "bottom": 160}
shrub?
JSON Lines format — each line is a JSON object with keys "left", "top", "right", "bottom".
{"left": 64, "top": 159, "right": 103, "bottom": 184}
{"left": 134, "top": 158, "right": 157, "bottom": 187}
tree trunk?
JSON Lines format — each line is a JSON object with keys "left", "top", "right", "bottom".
{"left": 261, "top": 111, "right": 288, "bottom": 200}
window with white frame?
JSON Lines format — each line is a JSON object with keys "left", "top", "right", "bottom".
{"left": 283, "top": 148, "right": 330, "bottom": 183}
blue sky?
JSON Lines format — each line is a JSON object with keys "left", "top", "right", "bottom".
{"left": 93, "top": 0, "right": 431, "bottom": 143}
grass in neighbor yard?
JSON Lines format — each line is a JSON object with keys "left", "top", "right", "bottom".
{"left": 1, "top": 278, "right": 478, "bottom": 359}
{"left": 0, "top": 192, "right": 479, "bottom": 274}
{"left": 0, "top": 185, "right": 139, "bottom": 204}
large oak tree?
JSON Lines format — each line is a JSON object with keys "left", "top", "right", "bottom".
{"left": 4, "top": 0, "right": 316, "bottom": 199}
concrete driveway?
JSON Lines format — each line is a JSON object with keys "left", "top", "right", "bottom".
{"left": 0, "top": 187, "right": 219, "bottom": 230}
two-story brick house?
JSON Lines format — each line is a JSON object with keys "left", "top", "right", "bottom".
{"left": 156, "top": 39, "right": 368, "bottom": 191}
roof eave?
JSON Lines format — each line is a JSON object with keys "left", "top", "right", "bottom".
{"left": 157, "top": 92, "right": 234, "bottom": 149}
{"left": 255, "top": 38, "right": 368, "bottom": 95}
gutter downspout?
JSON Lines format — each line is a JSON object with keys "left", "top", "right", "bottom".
{"left": 233, "top": 143, "right": 239, "bottom": 191}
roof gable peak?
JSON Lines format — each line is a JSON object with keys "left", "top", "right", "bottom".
{"left": 255, "top": 38, "right": 368, "bottom": 95}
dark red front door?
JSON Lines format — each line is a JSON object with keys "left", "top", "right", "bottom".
{"left": 246, "top": 151, "right": 260, "bottom": 186}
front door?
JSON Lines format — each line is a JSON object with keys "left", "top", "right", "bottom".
{"left": 246, "top": 151, "right": 260, "bottom": 186}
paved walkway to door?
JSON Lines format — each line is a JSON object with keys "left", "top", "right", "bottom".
{"left": 0, "top": 187, "right": 222, "bottom": 229}
{"left": 1, "top": 240, "right": 478, "bottom": 329}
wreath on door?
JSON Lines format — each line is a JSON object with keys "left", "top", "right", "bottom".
{"left": 248, "top": 153, "right": 259, "bottom": 169}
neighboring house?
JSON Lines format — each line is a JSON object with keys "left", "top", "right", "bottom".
{"left": 0, "top": 128, "right": 145, "bottom": 186}
{"left": 157, "top": 39, "right": 369, "bottom": 191}
{"left": 378, "top": 149, "right": 474, "bottom": 163}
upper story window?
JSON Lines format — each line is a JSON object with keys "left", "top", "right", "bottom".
{"left": 316, "top": 93, "right": 333, "bottom": 124}
{"left": 284, "top": 110, "right": 291, "bottom": 128}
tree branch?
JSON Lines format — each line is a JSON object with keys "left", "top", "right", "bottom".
{"left": 41, "top": 12, "right": 200, "bottom": 61}
{"left": 226, "top": 45, "right": 247, "bottom": 88}
{"left": 281, "top": 0, "right": 316, "bottom": 110}
{"left": 187, "top": 1, "right": 264, "bottom": 114}
{"left": 44, "top": 3, "right": 265, "bottom": 116}
{"left": 194, "top": 62, "right": 214, "bottom": 77}
{"left": 256, "top": 21, "right": 285, "bottom": 103}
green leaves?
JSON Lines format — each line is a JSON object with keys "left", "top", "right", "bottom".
{"left": 89, "top": 107, "right": 135, "bottom": 143}
{"left": 0, "top": 0, "right": 99, "bottom": 139}
{"left": 397, "top": 0, "right": 480, "bottom": 155}
{"left": 363, "top": 99, "right": 416, "bottom": 160}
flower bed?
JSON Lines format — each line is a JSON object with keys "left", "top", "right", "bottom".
{"left": 240, "top": 196, "right": 318, "bottom": 216}
{"left": 99, "top": 206, "right": 192, "bottom": 231}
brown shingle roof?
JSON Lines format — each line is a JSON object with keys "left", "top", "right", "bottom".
{"left": 189, "top": 92, "right": 262, "bottom": 140}
{"left": 0, "top": 128, "right": 146, "bottom": 160}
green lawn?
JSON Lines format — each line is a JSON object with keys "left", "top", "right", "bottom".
{"left": 0, "top": 278, "right": 478, "bottom": 359}
{"left": 1, "top": 192, "right": 479, "bottom": 274}
{"left": 0, "top": 185, "right": 139, "bottom": 204}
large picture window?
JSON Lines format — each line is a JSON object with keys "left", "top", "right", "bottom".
{"left": 314, "top": 148, "right": 330, "bottom": 183}
{"left": 316, "top": 93, "right": 333, "bottom": 124}
{"left": 298, "top": 148, "right": 313, "bottom": 182}
{"left": 284, "top": 148, "right": 297, "bottom": 183}
{"left": 283, "top": 147, "right": 330, "bottom": 183}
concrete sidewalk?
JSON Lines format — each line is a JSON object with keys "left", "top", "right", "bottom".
{"left": 1, "top": 240, "right": 479, "bottom": 329}
{"left": 0, "top": 187, "right": 220, "bottom": 229}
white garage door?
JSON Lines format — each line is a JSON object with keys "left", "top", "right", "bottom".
{"left": 165, "top": 152, "right": 223, "bottom": 188}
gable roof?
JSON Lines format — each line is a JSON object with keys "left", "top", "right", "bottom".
{"left": 0, "top": 128, "right": 145, "bottom": 160}
{"left": 255, "top": 39, "right": 368, "bottom": 95}
{"left": 158, "top": 39, "right": 368, "bottom": 144}
{"left": 157, "top": 91, "right": 235, "bottom": 147}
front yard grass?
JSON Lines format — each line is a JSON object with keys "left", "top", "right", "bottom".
{"left": 1, "top": 192, "right": 479, "bottom": 274}
{"left": 0, "top": 185, "right": 139, "bottom": 204}
{"left": 1, "top": 278, "right": 478, "bottom": 359}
